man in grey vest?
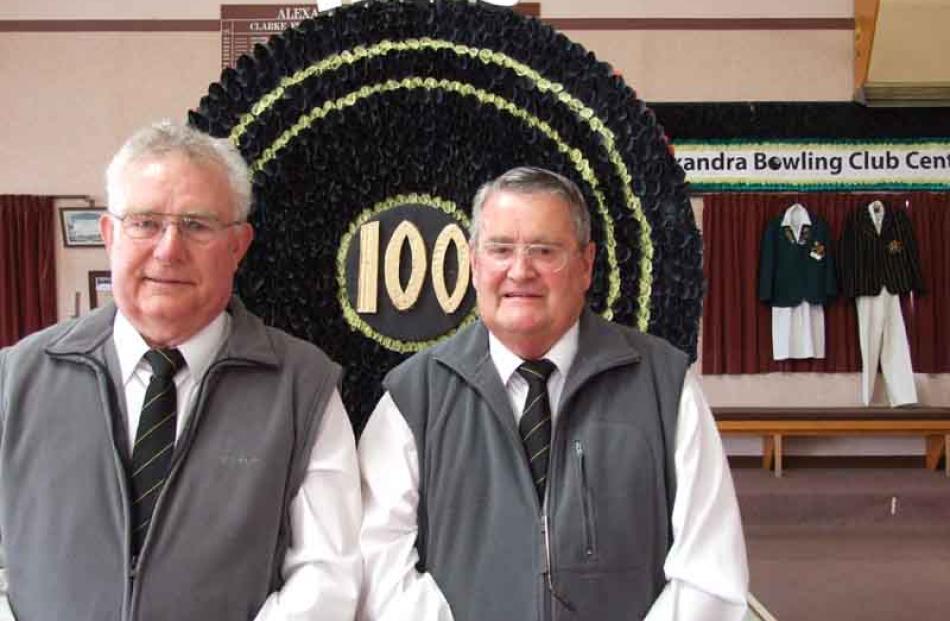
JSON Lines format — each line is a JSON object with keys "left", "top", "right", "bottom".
{"left": 0, "top": 121, "right": 361, "bottom": 620}
{"left": 358, "top": 167, "right": 748, "bottom": 620}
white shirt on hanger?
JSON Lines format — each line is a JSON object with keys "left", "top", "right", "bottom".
{"left": 771, "top": 203, "right": 826, "bottom": 360}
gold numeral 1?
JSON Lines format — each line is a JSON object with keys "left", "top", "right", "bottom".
{"left": 356, "top": 221, "right": 380, "bottom": 313}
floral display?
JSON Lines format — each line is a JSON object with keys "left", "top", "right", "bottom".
{"left": 189, "top": 0, "right": 703, "bottom": 427}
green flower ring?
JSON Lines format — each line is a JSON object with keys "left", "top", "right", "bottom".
{"left": 336, "top": 193, "right": 477, "bottom": 353}
{"left": 229, "top": 38, "right": 653, "bottom": 331}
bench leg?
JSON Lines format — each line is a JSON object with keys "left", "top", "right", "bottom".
{"left": 762, "top": 434, "right": 784, "bottom": 477}
{"left": 774, "top": 434, "right": 783, "bottom": 478}
{"left": 762, "top": 436, "right": 774, "bottom": 471}
{"left": 925, "top": 435, "right": 944, "bottom": 471}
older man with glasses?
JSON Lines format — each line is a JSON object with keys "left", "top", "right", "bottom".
{"left": 0, "top": 120, "right": 361, "bottom": 620}
{"left": 358, "top": 166, "right": 748, "bottom": 621}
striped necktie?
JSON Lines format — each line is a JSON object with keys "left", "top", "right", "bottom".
{"left": 517, "top": 359, "right": 557, "bottom": 503}
{"left": 130, "top": 348, "right": 185, "bottom": 555}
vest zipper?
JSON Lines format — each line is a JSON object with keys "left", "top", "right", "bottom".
{"left": 542, "top": 511, "right": 574, "bottom": 615}
{"left": 542, "top": 512, "right": 554, "bottom": 594}
{"left": 128, "top": 559, "right": 138, "bottom": 616}
{"left": 574, "top": 440, "right": 595, "bottom": 557}
{"left": 542, "top": 431, "right": 575, "bottom": 617}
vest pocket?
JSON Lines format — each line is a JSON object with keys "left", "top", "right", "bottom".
{"left": 573, "top": 440, "right": 596, "bottom": 558}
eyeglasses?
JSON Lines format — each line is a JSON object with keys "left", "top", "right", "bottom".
{"left": 110, "top": 212, "right": 241, "bottom": 244}
{"left": 477, "top": 241, "right": 575, "bottom": 273}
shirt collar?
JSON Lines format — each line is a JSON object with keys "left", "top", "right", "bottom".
{"left": 488, "top": 321, "right": 580, "bottom": 386}
{"left": 781, "top": 203, "right": 811, "bottom": 227}
{"left": 113, "top": 311, "right": 230, "bottom": 384}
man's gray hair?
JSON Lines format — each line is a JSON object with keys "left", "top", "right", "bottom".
{"left": 469, "top": 166, "right": 591, "bottom": 246}
{"left": 105, "top": 120, "right": 252, "bottom": 221}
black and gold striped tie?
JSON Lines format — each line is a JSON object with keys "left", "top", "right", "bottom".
{"left": 130, "top": 348, "right": 184, "bottom": 555}
{"left": 517, "top": 359, "right": 556, "bottom": 503}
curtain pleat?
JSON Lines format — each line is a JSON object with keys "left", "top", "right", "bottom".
{"left": 1, "top": 195, "right": 58, "bottom": 347}
{"left": 905, "top": 192, "right": 950, "bottom": 372}
{"left": 702, "top": 192, "right": 948, "bottom": 374}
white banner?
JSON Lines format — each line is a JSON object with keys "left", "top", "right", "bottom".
{"left": 671, "top": 140, "right": 950, "bottom": 191}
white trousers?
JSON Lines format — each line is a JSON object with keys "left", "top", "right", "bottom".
{"left": 772, "top": 302, "right": 825, "bottom": 360}
{"left": 856, "top": 289, "right": 917, "bottom": 406}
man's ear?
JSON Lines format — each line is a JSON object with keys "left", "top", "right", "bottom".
{"left": 99, "top": 213, "right": 114, "bottom": 253}
{"left": 230, "top": 222, "right": 255, "bottom": 265}
{"left": 469, "top": 240, "right": 480, "bottom": 291}
{"left": 581, "top": 241, "right": 596, "bottom": 290}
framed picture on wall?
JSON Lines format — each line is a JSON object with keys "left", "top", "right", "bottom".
{"left": 88, "top": 271, "right": 113, "bottom": 309}
{"left": 61, "top": 207, "right": 106, "bottom": 247}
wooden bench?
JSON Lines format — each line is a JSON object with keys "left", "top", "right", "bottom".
{"left": 713, "top": 407, "right": 950, "bottom": 477}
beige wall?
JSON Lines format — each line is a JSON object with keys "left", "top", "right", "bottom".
{"left": 1, "top": 0, "right": 854, "bottom": 19}
{"left": 868, "top": 0, "right": 950, "bottom": 82}
{"left": 3, "top": 1, "right": 947, "bottom": 455}
{"left": 1, "top": 32, "right": 220, "bottom": 317}
{"left": 566, "top": 29, "right": 852, "bottom": 102}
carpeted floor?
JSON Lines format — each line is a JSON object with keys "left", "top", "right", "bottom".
{"left": 733, "top": 466, "right": 950, "bottom": 621}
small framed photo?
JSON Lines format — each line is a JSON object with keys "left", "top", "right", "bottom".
{"left": 60, "top": 207, "right": 106, "bottom": 247}
{"left": 88, "top": 271, "right": 113, "bottom": 309}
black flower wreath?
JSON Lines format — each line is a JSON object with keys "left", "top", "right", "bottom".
{"left": 189, "top": 0, "right": 703, "bottom": 429}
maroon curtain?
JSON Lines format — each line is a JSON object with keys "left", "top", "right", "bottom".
{"left": 1, "top": 195, "right": 57, "bottom": 347}
{"left": 904, "top": 193, "right": 950, "bottom": 372}
{"left": 702, "top": 192, "right": 949, "bottom": 374}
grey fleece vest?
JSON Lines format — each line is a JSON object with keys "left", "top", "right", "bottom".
{"left": 384, "top": 310, "right": 687, "bottom": 621}
{"left": 0, "top": 299, "right": 339, "bottom": 621}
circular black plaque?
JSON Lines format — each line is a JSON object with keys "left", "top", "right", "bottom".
{"left": 190, "top": 0, "right": 703, "bottom": 429}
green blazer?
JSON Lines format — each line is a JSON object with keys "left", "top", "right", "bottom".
{"left": 758, "top": 207, "right": 837, "bottom": 307}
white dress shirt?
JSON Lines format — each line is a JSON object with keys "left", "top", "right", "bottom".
{"left": 114, "top": 311, "right": 362, "bottom": 620}
{"left": 357, "top": 323, "right": 748, "bottom": 621}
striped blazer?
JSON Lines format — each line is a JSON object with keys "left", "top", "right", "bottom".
{"left": 837, "top": 202, "right": 925, "bottom": 298}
